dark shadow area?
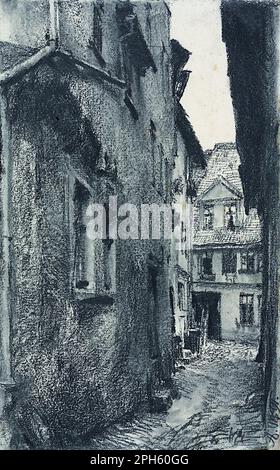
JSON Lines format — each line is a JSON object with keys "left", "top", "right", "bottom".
{"left": 221, "top": 0, "right": 279, "bottom": 441}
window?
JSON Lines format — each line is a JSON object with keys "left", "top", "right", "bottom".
{"left": 149, "top": 130, "right": 165, "bottom": 196}
{"left": 150, "top": 120, "right": 156, "bottom": 186}
{"left": 224, "top": 203, "right": 237, "bottom": 229}
{"left": 222, "top": 250, "right": 237, "bottom": 274}
{"left": 257, "top": 295, "right": 262, "bottom": 326}
{"left": 164, "top": 159, "right": 170, "bottom": 200}
{"left": 240, "top": 294, "right": 254, "bottom": 326}
{"left": 92, "top": 2, "right": 103, "bottom": 54}
{"left": 203, "top": 205, "right": 214, "bottom": 229}
{"left": 172, "top": 209, "right": 175, "bottom": 232}
{"left": 74, "top": 182, "right": 93, "bottom": 290}
{"left": 199, "top": 251, "right": 213, "bottom": 275}
{"left": 74, "top": 181, "right": 116, "bottom": 294}
{"left": 103, "top": 203, "right": 116, "bottom": 292}
{"left": 240, "top": 251, "right": 255, "bottom": 273}
{"left": 181, "top": 221, "right": 187, "bottom": 254}
{"left": 257, "top": 252, "right": 263, "bottom": 272}
{"left": 178, "top": 281, "right": 186, "bottom": 311}
{"left": 158, "top": 143, "right": 164, "bottom": 195}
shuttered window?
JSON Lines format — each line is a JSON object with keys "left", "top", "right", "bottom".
{"left": 222, "top": 250, "right": 237, "bottom": 274}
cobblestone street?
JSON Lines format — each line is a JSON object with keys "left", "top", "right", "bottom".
{"left": 85, "top": 341, "right": 266, "bottom": 450}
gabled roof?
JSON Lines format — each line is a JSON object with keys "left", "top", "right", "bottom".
{"left": 193, "top": 142, "right": 262, "bottom": 248}
{"left": 196, "top": 174, "right": 243, "bottom": 201}
{"left": 197, "top": 142, "right": 243, "bottom": 197}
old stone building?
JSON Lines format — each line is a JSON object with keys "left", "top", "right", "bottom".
{"left": 169, "top": 39, "right": 205, "bottom": 351}
{"left": 0, "top": 0, "right": 176, "bottom": 448}
{"left": 192, "top": 143, "right": 262, "bottom": 342}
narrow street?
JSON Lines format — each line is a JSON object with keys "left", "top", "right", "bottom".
{"left": 85, "top": 341, "right": 266, "bottom": 450}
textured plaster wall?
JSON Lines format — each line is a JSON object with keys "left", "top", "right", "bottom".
{"left": 0, "top": 1, "right": 175, "bottom": 448}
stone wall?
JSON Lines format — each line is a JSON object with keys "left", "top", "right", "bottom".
{"left": 0, "top": 1, "right": 175, "bottom": 448}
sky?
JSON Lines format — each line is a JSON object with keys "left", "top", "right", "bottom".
{"left": 170, "top": 0, "right": 236, "bottom": 150}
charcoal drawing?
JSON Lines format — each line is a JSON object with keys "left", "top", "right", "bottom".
{"left": 0, "top": 0, "right": 279, "bottom": 453}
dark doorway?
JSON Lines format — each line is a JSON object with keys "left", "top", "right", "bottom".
{"left": 192, "top": 292, "right": 221, "bottom": 341}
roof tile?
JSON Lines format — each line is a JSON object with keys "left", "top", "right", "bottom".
{"left": 194, "top": 144, "right": 262, "bottom": 247}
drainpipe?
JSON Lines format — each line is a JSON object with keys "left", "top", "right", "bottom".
{"left": 0, "top": 88, "right": 15, "bottom": 415}
{"left": 0, "top": 89, "right": 15, "bottom": 449}
{"left": 49, "top": 0, "right": 60, "bottom": 47}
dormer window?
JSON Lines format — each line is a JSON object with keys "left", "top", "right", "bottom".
{"left": 203, "top": 205, "right": 214, "bottom": 229}
{"left": 224, "top": 203, "right": 237, "bottom": 230}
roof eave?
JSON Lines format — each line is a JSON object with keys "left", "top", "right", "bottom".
{"left": 0, "top": 44, "right": 127, "bottom": 90}
{"left": 196, "top": 176, "right": 243, "bottom": 202}
{"left": 176, "top": 102, "right": 206, "bottom": 168}
{"left": 0, "top": 43, "right": 56, "bottom": 86}
{"left": 193, "top": 240, "right": 262, "bottom": 249}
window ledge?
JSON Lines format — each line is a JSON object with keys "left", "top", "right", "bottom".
{"left": 238, "top": 270, "right": 256, "bottom": 274}
{"left": 199, "top": 274, "right": 216, "bottom": 281}
{"left": 224, "top": 272, "right": 237, "bottom": 278}
{"left": 0, "top": 377, "right": 16, "bottom": 388}
{"left": 75, "top": 289, "right": 116, "bottom": 305}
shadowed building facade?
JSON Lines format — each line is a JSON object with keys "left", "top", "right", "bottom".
{"left": 0, "top": 0, "right": 176, "bottom": 448}
{"left": 221, "top": 0, "right": 279, "bottom": 445}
